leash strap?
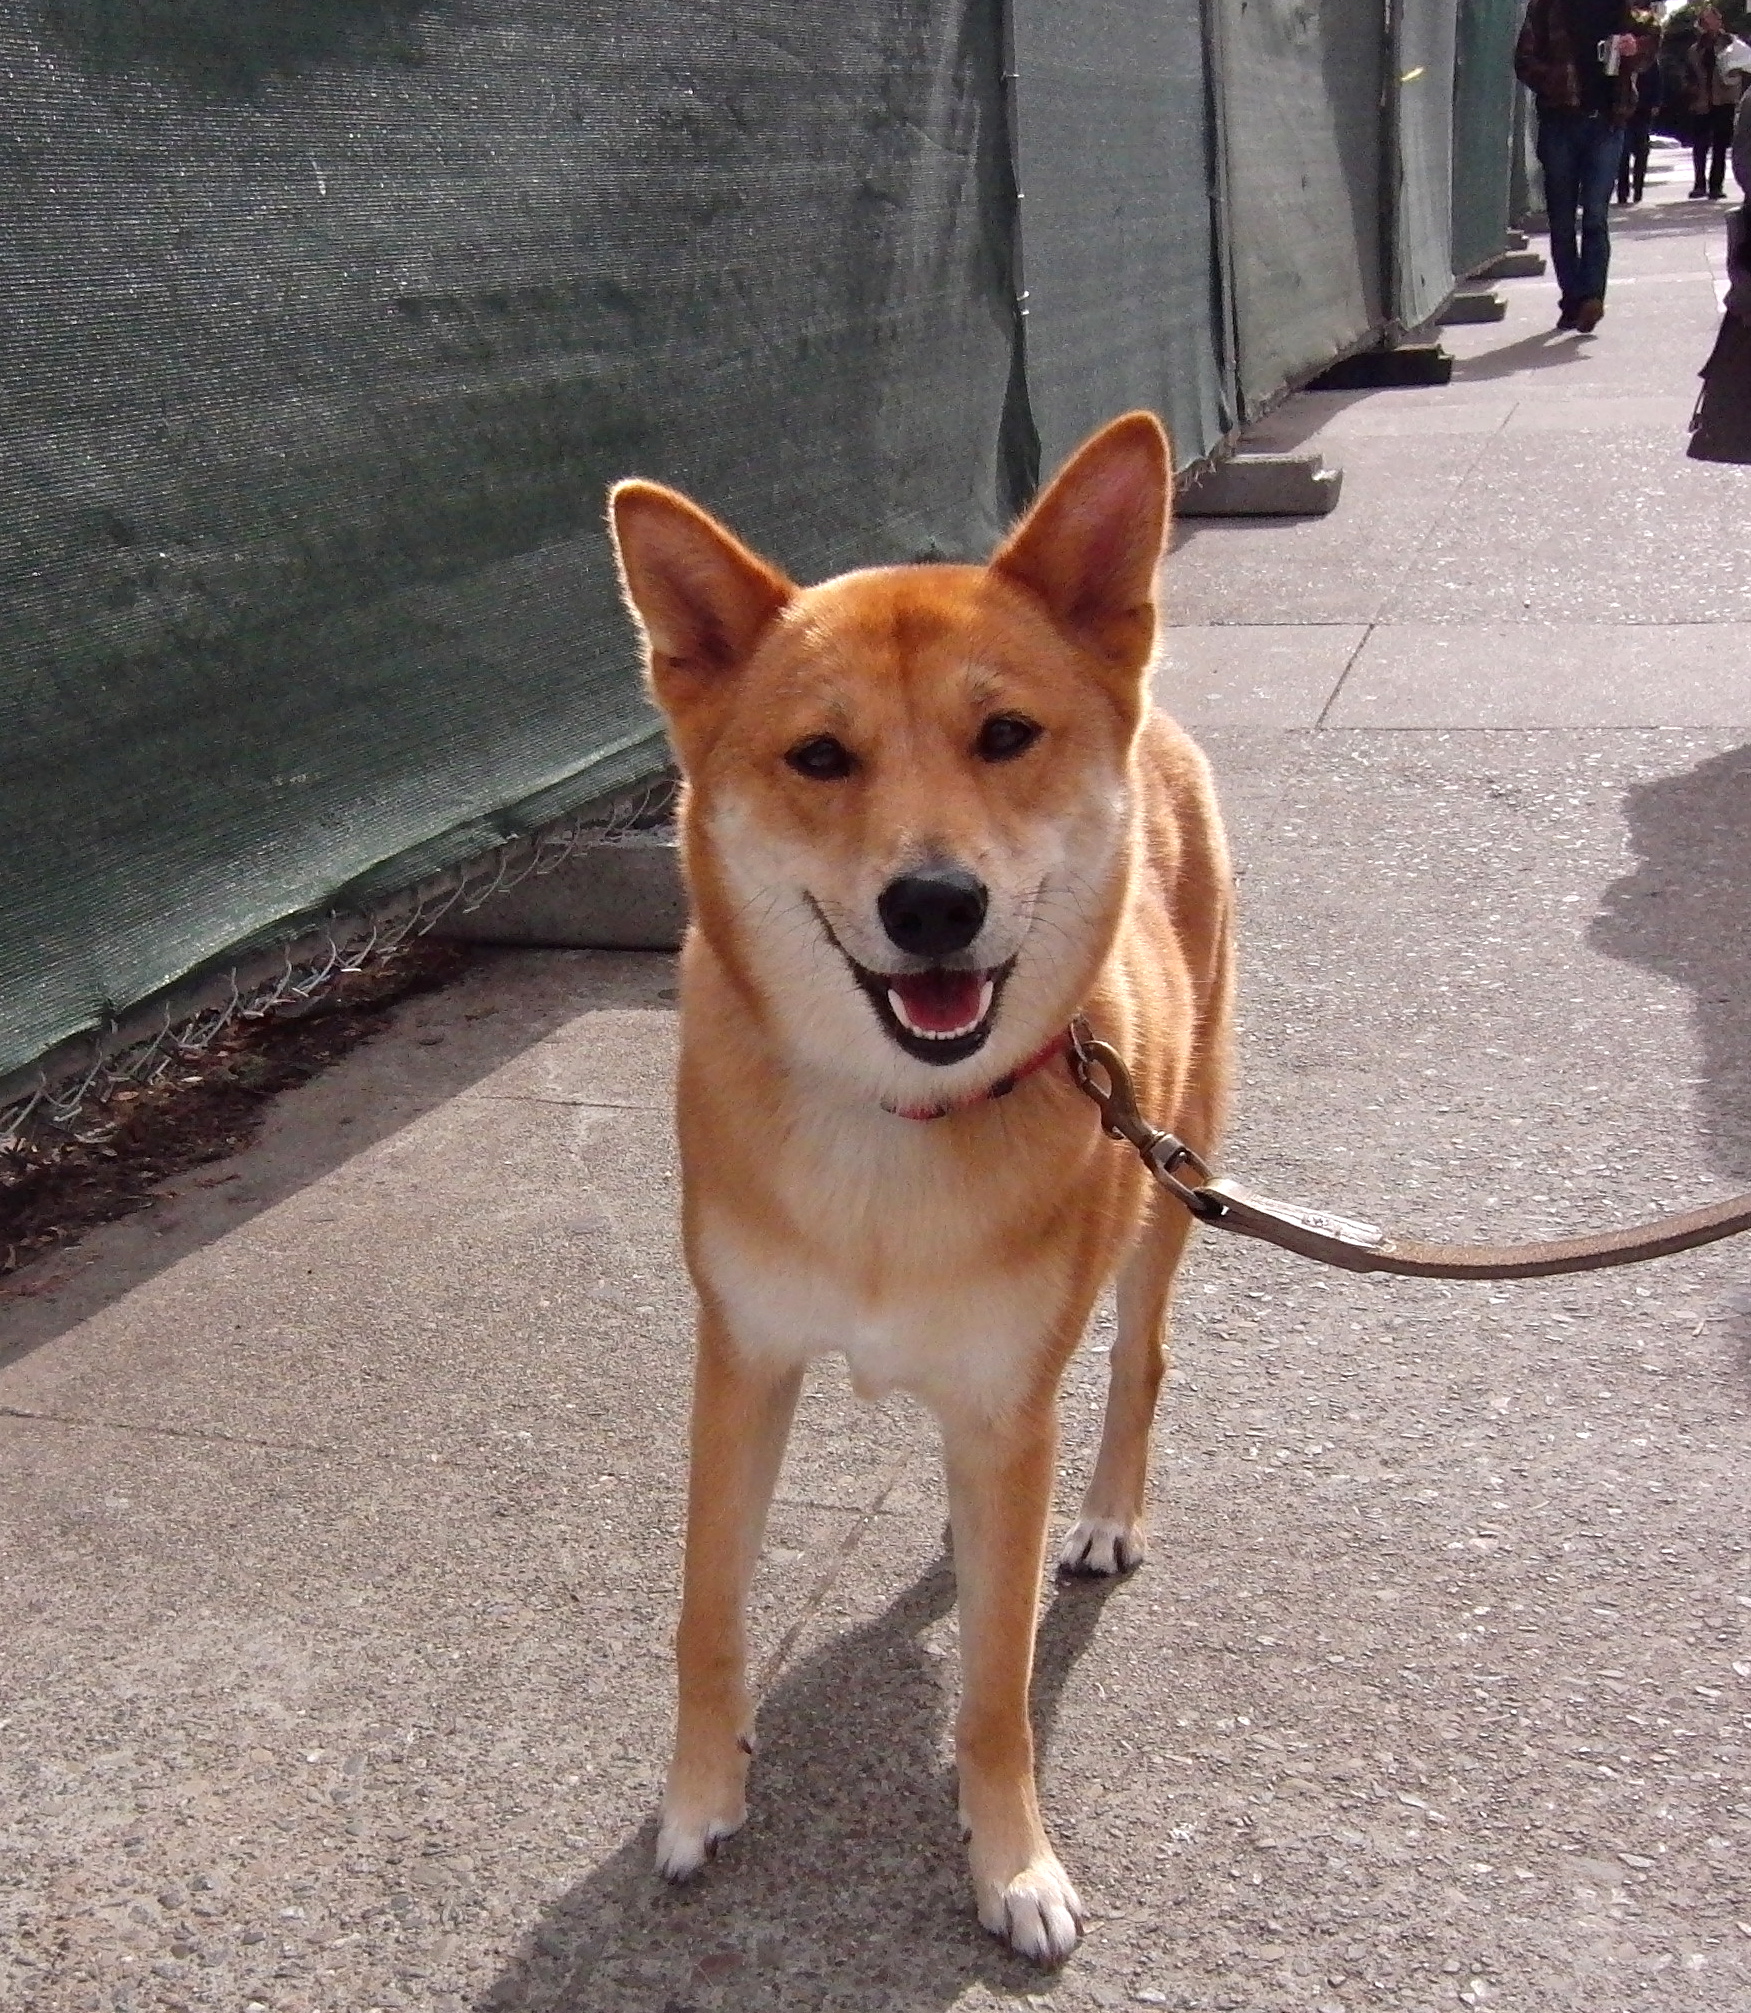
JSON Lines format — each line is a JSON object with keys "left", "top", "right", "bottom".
{"left": 1067, "top": 1020, "right": 1751, "bottom": 1282}
{"left": 1194, "top": 1177, "right": 1751, "bottom": 1279}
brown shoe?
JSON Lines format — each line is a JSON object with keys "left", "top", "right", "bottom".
{"left": 1573, "top": 297, "right": 1605, "bottom": 333}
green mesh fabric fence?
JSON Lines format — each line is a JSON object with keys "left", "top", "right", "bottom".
{"left": 2, "top": 0, "right": 1522, "bottom": 1094}
{"left": 1396, "top": 0, "right": 1461, "bottom": 330}
{"left": 1, "top": 1, "right": 1021, "bottom": 1085}
{"left": 1007, "top": 0, "right": 1234, "bottom": 480}
{"left": 1453, "top": 0, "right": 1523, "bottom": 274}
{"left": 1217, "top": 0, "right": 1389, "bottom": 417}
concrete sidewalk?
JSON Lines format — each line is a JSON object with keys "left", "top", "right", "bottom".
{"left": 5, "top": 157, "right": 1751, "bottom": 2013}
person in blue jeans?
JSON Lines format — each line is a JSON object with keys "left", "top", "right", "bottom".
{"left": 1616, "top": 36, "right": 1662, "bottom": 203}
{"left": 1516, "top": 0, "right": 1661, "bottom": 330}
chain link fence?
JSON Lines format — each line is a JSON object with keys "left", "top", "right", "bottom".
{"left": 0, "top": 778, "right": 677, "bottom": 1163}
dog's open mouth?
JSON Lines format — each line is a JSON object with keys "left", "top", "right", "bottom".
{"left": 804, "top": 897, "right": 1013, "bottom": 1066}
{"left": 885, "top": 970, "right": 993, "bottom": 1042}
{"left": 850, "top": 959, "right": 1013, "bottom": 1066}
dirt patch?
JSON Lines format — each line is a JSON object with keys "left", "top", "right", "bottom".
{"left": 0, "top": 940, "right": 474, "bottom": 1281}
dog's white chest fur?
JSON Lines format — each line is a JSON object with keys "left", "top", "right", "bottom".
{"left": 695, "top": 1108, "right": 1065, "bottom": 1420}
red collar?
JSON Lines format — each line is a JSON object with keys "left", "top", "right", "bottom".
{"left": 881, "top": 1029, "right": 1070, "bottom": 1122}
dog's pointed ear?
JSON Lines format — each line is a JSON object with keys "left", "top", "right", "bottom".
{"left": 608, "top": 480, "right": 795, "bottom": 710}
{"left": 990, "top": 411, "right": 1170, "bottom": 669}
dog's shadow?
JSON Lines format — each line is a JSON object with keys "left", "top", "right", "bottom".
{"left": 479, "top": 1554, "right": 1116, "bottom": 2010}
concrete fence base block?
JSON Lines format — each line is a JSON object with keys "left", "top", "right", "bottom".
{"left": 1505, "top": 228, "right": 1530, "bottom": 250}
{"left": 1438, "top": 288, "right": 1508, "bottom": 324}
{"left": 1483, "top": 248, "right": 1549, "bottom": 278}
{"left": 1306, "top": 343, "right": 1454, "bottom": 391}
{"left": 1177, "top": 452, "right": 1343, "bottom": 517}
{"left": 432, "top": 830, "right": 687, "bottom": 952}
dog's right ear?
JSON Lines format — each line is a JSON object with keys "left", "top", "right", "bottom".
{"left": 608, "top": 482, "right": 795, "bottom": 720}
{"left": 990, "top": 411, "right": 1170, "bottom": 676}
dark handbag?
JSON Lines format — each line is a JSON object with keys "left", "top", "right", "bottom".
{"left": 1688, "top": 206, "right": 1751, "bottom": 465}
{"left": 1688, "top": 313, "right": 1751, "bottom": 463}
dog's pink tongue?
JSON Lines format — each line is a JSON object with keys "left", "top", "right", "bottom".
{"left": 889, "top": 970, "right": 984, "bottom": 1034}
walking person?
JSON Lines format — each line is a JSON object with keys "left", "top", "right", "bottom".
{"left": 1686, "top": 7, "right": 1743, "bottom": 198}
{"left": 1688, "top": 76, "right": 1751, "bottom": 458}
{"left": 1616, "top": 17, "right": 1663, "bottom": 202}
{"left": 1516, "top": 0, "right": 1660, "bottom": 331}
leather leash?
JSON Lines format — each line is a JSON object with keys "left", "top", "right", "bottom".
{"left": 1067, "top": 1020, "right": 1751, "bottom": 1281}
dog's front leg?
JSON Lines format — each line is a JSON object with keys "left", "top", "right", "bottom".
{"left": 941, "top": 1398, "right": 1084, "bottom": 1965}
{"left": 1060, "top": 1191, "right": 1195, "bottom": 1576}
{"left": 656, "top": 1309, "right": 802, "bottom": 1881}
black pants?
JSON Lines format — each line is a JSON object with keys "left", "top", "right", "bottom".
{"left": 1693, "top": 103, "right": 1736, "bottom": 195}
{"left": 1617, "top": 108, "right": 1653, "bottom": 200}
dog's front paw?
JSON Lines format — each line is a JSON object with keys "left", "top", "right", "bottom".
{"left": 978, "top": 1856, "right": 1085, "bottom": 1966}
{"left": 1058, "top": 1514, "right": 1145, "bottom": 1577}
{"left": 654, "top": 1770, "right": 749, "bottom": 1882}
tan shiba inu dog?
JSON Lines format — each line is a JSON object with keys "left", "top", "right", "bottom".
{"left": 608, "top": 411, "right": 1233, "bottom": 1964}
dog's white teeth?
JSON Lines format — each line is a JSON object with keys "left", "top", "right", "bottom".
{"left": 886, "top": 988, "right": 935, "bottom": 1036}
{"left": 886, "top": 979, "right": 995, "bottom": 1041}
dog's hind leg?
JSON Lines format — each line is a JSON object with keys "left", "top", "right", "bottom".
{"left": 656, "top": 1311, "right": 802, "bottom": 1881}
{"left": 1057, "top": 1187, "right": 1194, "bottom": 1577}
{"left": 942, "top": 1399, "right": 1085, "bottom": 1964}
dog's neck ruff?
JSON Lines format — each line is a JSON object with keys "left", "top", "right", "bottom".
{"left": 881, "top": 1030, "right": 1070, "bottom": 1122}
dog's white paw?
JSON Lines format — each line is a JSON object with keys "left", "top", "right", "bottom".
{"left": 979, "top": 1858, "right": 1085, "bottom": 1966}
{"left": 1058, "top": 1514, "right": 1145, "bottom": 1577}
{"left": 654, "top": 1796, "right": 747, "bottom": 1882}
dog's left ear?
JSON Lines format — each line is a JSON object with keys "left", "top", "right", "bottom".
{"left": 990, "top": 411, "right": 1170, "bottom": 672}
{"left": 608, "top": 480, "right": 796, "bottom": 716}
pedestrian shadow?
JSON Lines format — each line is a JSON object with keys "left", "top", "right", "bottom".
{"left": 478, "top": 1554, "right": 1120, "bottom": 2011}
{"left": 1589, "top": 742, "right": 1751, "bottom": 1373}
{"left": 36, "top": 0, "right": 435, "bottom": 96}
{"left": 1608, "top": 202, "right": 1741, "bottom": 240}
{"left": 1589, "top": 743, "right": 1751, "bottom": 1182}
{"left": 1448, "top": 329, "right": 1595, "bottom": 383}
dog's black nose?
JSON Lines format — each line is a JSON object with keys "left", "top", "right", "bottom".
{"left": 878, "top": 868, "right": 988, "bottom": 958}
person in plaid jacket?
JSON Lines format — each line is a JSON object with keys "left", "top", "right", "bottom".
{"left": 1515, "top": 0, "right": 1660, "bottom": 330}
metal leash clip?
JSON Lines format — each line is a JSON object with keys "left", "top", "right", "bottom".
{"left": 1067, "top": 1016, "right": 1220, "bottom": 1216}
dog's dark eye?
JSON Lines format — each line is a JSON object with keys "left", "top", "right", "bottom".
{"left": 975, "top": 714, "right": 1042, "bottom": 763}
{"left": 785, "top": 734, "right": 855, "bottom": 781}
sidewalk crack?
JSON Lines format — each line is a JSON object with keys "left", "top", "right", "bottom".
{"left": 1314, "top": 623, "right": 1377, "bottom": 729}
{"left": 754, "top": 1456, "right": 915, "bottom": 1697}
{"left": 1314, "top": 409, "right": 1513, "bottom": 728}
{"left": 467, "top": 1094, "right": 667, "bottom": 1112}
{"left": 0, "top": 1403, "right": 477, "bottom": 1471}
